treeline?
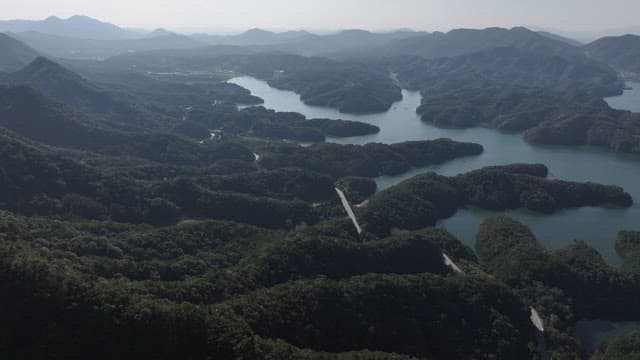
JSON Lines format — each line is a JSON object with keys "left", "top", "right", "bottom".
{"left": 360, "top": 164, "right": 632, "bottom": 236}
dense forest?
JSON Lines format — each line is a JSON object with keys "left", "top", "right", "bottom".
{"left": 360, "top": 164, "right": 632, "bottom": 236}
{"left": 1, "top": 19, "right": 640, "bottom": 360}
{"left": 476, "top": 217, "right": 640, "bottom": 358}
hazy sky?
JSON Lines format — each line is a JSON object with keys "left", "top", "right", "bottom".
{"left": 1, "top": 0, "right": 639, "bottom": 34}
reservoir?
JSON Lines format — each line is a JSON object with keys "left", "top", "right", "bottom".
{"left": 606, "top": 81, "right": 640, "bottom": 113}
{"left": 230, "top": 76, "right": 640, "bottom": 266}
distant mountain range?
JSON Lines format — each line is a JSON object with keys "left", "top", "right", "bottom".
{"left": 192, "top": 28, "right": 315, "bottom": 46}
{"left": 8, "top": 30, "right": 207, "bottom": 60}
{"left": 192, "top": 28, "right": 430, "bottom": 56}
{"left": 0, "top": 15, "right": 138, "bottom": 40}
{"left": 330, "top": 27, "right": 588, "bottom": 61}
{"left": 2, "top": 15, "right": 640, "bottom": 82}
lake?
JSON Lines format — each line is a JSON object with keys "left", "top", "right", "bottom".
{"left": 573, "top": 320, "right": 640, "bottom": 351}
{"left": 606, "top": 81, "right": 640, "bottom": 113}
{"left": 229, "top": 76, "right": 640, "bottom": 266}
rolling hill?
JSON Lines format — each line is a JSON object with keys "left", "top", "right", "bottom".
{"left": 585, "top": 34, "right": 640, "bottom": 79}
{"left": 0, "top": 33, "right": 39, "bottom": 72}
{"left": 1, "top": 56, "right": 172, "bottom": 128}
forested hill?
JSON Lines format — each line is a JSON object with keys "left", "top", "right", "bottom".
{"left": 584, "top": 34, "right": 640, "bottom": 79}
{"left": 0, "top": 33, "right": 39, "bottom": 72}
{"left": 332, "top": 26, "right": 587, "bottom": 60}
{"left": 1, "top": 56, "right": 174, "bottom": 128}
{"left": 0, "top": 85, "right": 254, "bottom": 164}
{"left": 224, "top": 53, "right": 403, "bottom": 114}
{"left": 391, "top": 46, "right": 621, "bottom": 97}
{"left": 476, "top": 216, "right": 640, "bottom": 357}
{"left": 360, "top": 164, "right": 632, "bottom": 236}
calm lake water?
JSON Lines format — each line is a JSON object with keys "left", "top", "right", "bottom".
{"left": 606, "top": 82, "right": 640, "bottom": 113}
{"left": 230, "top": 76, "right": 640, "bottom": 266}
{"left": 573, "top": 320, "right": 640, "bottom": 351}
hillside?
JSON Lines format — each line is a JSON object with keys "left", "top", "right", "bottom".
{"left": 393, "top": 46, "right": 620, "bottom": 96}
{"left": 585, "top": 34, "right": 640, "bottom": 79}
{"left": 0, "top": 33, "right": 39, "bottom": 72}
{"left": 0, "top": 85, "right": 253, "bottom": 165}
{"left": 1, "top": 57, "right": 173, "bottom": 128}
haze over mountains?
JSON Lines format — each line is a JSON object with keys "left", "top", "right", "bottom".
{"left": 0, "top": 15, "right": 139, "bottom": 40}
{"left": 0, "top": 14, "right": 636, "bottom": 82}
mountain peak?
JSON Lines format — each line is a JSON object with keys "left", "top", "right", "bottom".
{"left": 67, "top": 15, "right": 101, "bottom": 23}
{"left": 26, "top": 56, "right": 59, "bottom": 68}
{"left": 0, "top": 15, "right": 136, "bottom": 40}
{"left": 149, "top": 28, "right": 174, "bottom": 37}
{"left": 243, "top": 28, "right": 274, "bottom": 36}
{"left": 14, "top": 56, "right": 84, "bottom": 83}
{"left": 340, "top": 29, "right": 372, "bottom": 35}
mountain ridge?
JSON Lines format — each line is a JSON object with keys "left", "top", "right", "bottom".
{"left": 0, "top": 15, "right": 138, "bottom": 40}
{"left": 0, "top": 33, "right": 40, "bottom": 72}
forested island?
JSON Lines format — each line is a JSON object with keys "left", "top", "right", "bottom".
{"left": 360, "top": 164, "right": 632, "bottom": 236}
{"left": 411, "top": 76, "right": 640, "bottom": 154}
